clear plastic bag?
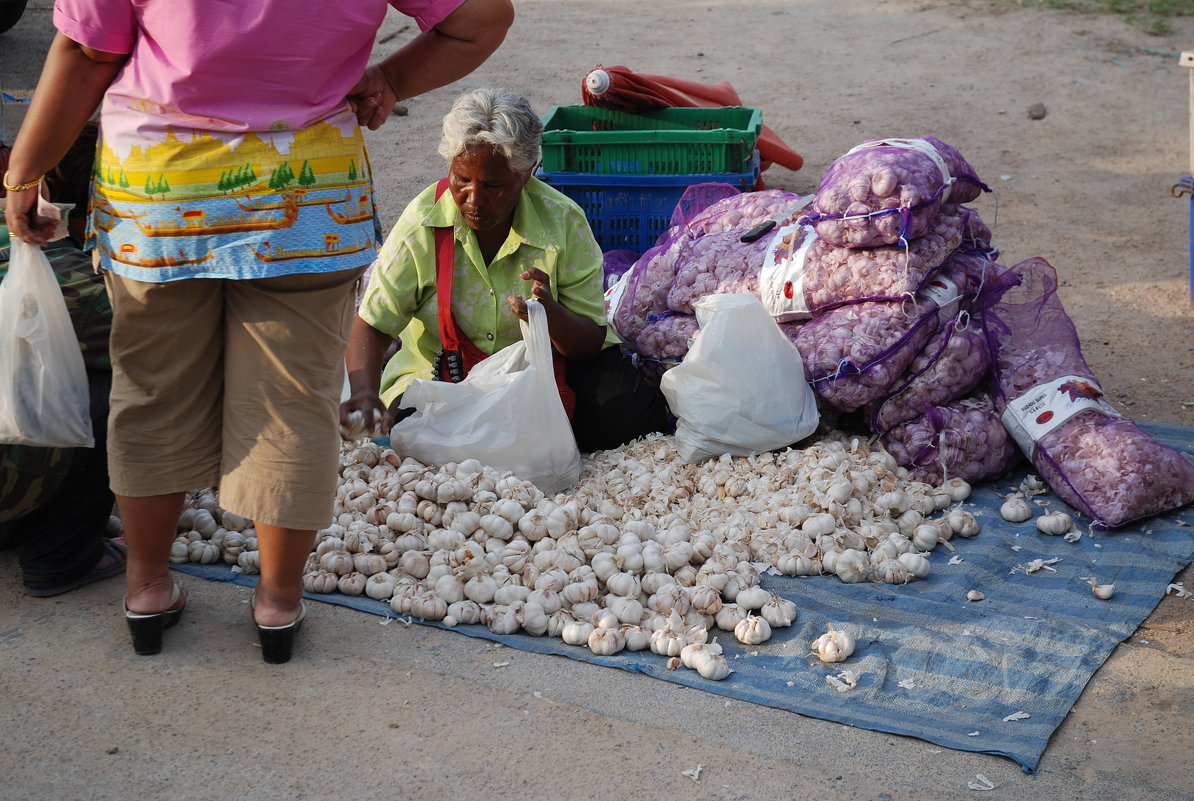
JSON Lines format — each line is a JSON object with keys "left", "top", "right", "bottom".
{"left": 660, "top": 293, "right": 820, "bottom": 463}
{"left": 0, "top": 238, "right": 93, "bottom": 448}
{"left": 389, "top": 299, "right": 581, "bottom": 493}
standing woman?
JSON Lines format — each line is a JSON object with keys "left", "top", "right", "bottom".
{"left": 3, "top": 0, "right": 513, "bottom": 662}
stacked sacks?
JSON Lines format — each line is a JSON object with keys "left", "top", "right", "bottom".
{"left": 607, "top": 138, "right": 1013, "bottom": 485}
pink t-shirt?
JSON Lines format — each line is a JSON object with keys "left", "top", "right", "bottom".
{"left": 53, "top": 0, "right": 465, "bottom": 147}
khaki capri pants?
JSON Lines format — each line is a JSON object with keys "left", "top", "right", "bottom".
{"left": 104, "top": 268, "right": 363, "bottom": 530}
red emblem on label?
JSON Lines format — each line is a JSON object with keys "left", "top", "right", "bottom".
{"left": 1036, "top": 411, "right": 1054, "bottom": 425}
{"left": 783, "top": 281, "right": 794, "bottom": 299}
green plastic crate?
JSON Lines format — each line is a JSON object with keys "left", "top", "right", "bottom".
{"left": 540, "top": 105, "right": 762, "bottom": 175}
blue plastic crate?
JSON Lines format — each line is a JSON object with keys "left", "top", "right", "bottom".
{"left": 537, "top": 151, "right": 760, "bottom": 253}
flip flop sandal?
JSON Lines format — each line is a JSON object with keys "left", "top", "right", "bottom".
{"left": 24, "top": 537, "right": 128, "bottom": 598}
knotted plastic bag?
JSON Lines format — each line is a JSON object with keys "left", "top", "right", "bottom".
{"left": 0, "top": 238, "right": 93, "bottom": 447}
{"left": 389, "top": 300, "right": 581, "bottom": 493}
{"left": 660, "top": 293, "right": 819, "bottom": 463}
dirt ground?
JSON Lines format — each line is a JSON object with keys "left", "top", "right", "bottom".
{"left": 2, "top": 1, "right": 1193, "bottom": 800}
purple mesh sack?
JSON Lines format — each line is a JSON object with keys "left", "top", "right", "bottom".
{"left": 610, "top": 189, "right": 805, "bottom": 344}
{"left": 881, "top": 394, "right": 1019, "bottom": 486}
{"left": 802, "top": 137, "right": 990, "bottom": 248}
{"left": 868, "top": 313, "right": 991, "bottom": 435}
{"left": 986, "top": 257, "right": 1194, "bottom": 528}
{"left": 609, "top": 237, "right": 681, "bottom": 345}
{"left": 795, "top": 299, "right": 939, "bottom": 413}
{"left": 634, "top": 312, "right": 699, "bottom": 364}
{"left": 672, "top": 188, "right": 803, "bottom": 236}
{"left": 803, "top": 204, "right": 966, "bottom": 313}
{"left": 666, "top": 232, "right": 771, "bottom": 314}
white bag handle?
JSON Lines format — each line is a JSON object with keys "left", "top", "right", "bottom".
{"left": 520, "top": 298, "right": 553, "bottom": 379}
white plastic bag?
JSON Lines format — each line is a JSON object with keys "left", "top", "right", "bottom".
{"left": 660, "top": 293, "right": 819, "bottom": 464}
{"left": 389, "top": 299, "right": 581, "bottom": 493}
{"left": 0, "top": 238, "right": 93, "bottom": 447}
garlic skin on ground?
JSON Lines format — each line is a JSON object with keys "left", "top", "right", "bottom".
{"left": 1036, "top": 511, "right": 1073, "bottom": 536}
{"left": 811, "top": 624, "right": 855, "bottom": 663}
{"left": 1000, "top": 495, "right": 1034, "bottom": 523}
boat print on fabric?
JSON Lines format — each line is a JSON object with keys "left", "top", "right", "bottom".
{"left": 129, "top": 196, "right": 300, "bottom": 237}
{"left": 325, "top": 189, "right": 374, "bottom": 225}
{"left": 247, "top": 233, "right": 370, "bottom": 262}
{"left": 101, "top": 242, "right": 214, "bottom": 268}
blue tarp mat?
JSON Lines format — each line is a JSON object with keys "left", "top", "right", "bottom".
{"left": 173, "top": 421, "right": 1194, "bottom": 773}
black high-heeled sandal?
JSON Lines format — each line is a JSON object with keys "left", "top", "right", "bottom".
{"left": 252, "top": 595, "right": 306, "bottom": 664}
{"left": 124, "top": 581, "right": 186, "bottom": 656}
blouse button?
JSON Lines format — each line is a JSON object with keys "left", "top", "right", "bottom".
{"left": 486, "top": 333, "right": 494, "bottom": 341}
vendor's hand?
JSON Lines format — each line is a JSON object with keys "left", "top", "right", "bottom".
{"left": 4, "top": 183, "right": 57, "bottom": 246}
{"left": 347, "top": 64, "right": 399, "bottom": 131}
{"left": 339, "top": 390, "right": 392, "bottom": 441}
{"left": 506, "top": 268, "right": 554, "bottom": 321}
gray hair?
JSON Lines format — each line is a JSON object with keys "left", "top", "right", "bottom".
{"left": 438, "top": 88, "right": 542, "bottom": 175}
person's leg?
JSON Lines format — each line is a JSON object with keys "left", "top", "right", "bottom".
{"left": 219, "top": 268, "right": 363, "bottom": 641}
{"left": 18, "top": 369, "right": 121, "bottom": 596}
{"left": 567, "top": 346, "right": 672, "bottom": 452}
{"left": 105, "top": 273, "right": 224, "bottom": 619}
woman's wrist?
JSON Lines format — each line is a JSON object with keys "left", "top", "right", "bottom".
{"left": 2, "top": 170, "right": 42, "bottom": 192}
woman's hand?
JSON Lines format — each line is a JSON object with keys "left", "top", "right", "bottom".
{"left": 507, "top": 268, "right": 604, "bottom": 359}
{"left": 3, "top": 184, "right": 56, "bottom": 245}
{"left": 339, "top": 389, "right": 391, "bottom": 440}
{"left": 506, "top": 267, "right": 555, "bottom": 320}
{"left": 347, "top": 64, "right": 399, "bottom": 131}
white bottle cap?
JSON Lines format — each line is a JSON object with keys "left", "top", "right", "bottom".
{"left": 585, "top": 69, "right": 611, "bottom": 96}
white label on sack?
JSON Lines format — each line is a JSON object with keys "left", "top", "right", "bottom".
{"left": 917, "top": 274, "right": 960, "bottom": 310}
{"left": 758, "top": 223, "right": 816, "bottom": 322}
{"left": 1000, "top": 374, "right": 1121, "bottom": 458}
{"left": 845, "top": 138, "right": 955, "bottom": 200}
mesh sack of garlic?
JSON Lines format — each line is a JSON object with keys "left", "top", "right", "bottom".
{"left": 986, "top": 257, "right": 1194, "bottom": 528}
{"left": 665, "top": 231, "right": 772, "bottom": 314}
{"left": 800, "top": 203, "right": 966, "bottom": 314}
{"left": 609, "top": 237, "right": 682, "bottom": 344}
{"left": 866, "top": 257, "right": 1015, "bottom": 434}
{"left": 881, "top": 393, "right": 1020, "bottom": 486}
{"left": 667, "top": 186, "right": 803, "bottom": 236}
{"left": 633, "top": 312, "right": 698, "bottom": 364}
{"left": 801, "top": 136, "right": 990, "bottom": 248}
{"left": 796, "top": 298, "right": 940, "bottom": 413}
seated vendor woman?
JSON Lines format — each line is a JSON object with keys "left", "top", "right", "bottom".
{"left": 342, "top": 87, "right": 668, "bottom": 452}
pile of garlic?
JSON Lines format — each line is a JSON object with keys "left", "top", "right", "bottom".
{"left": 172, "top": 430, "right": 980, "bottom": 680}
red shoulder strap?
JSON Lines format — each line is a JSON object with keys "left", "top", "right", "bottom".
{"left": 434, "top": 179, "right": 488, "bottom": 379}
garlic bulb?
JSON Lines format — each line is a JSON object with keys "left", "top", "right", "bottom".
{"left": 946, "top": 508, "right": 980, "bottom": 538}
{"left": 364, "top": 572, "right": 397, "bottom": 600}
{"left": 1036, "top": 511, "right": 1073, "bottom": 536}
{"left": 734, "top": 614, "right": 772, "bottom": 645}
{"left": 561, "top": 620, "right": 594, "bottom": 646}
{"left": 942, "top": 477, "right": 971, "bottom": 503}
{"left": 834, "top": 549, "right": 870, "bottom": 584}
{"left": 446, "top": 599, "right": 482, "bottom": 625}
{"left": 811, "top": 624, "right": 855, "bottom": 663}
{"left": 303, "top": 569, "right": 339, "bottom": 594}
{"left": 620, "top": 624, "right": 652, "bottom": 651}
{"left": 759, "top": 595, "right": 797, "bottom": 628}
{"left": 734, "top": 585, "right": 771, "bottom": 611}
{"left": 715, "top": 603, "right": 748, "bottom": 632}
{"left": 1000, "top": 495, "right": 1033, "bottom": 523}
{"left": 1090, "top": 579, "right": 1115, "bottom": 600}
{"left": 897, "top": 551, "right": 931, "bottom": 580}
{"left": 337, "top": 571, "right": 367, "bottom": 596}
{"left": 588, "top": 626, "right": 626, "bottom": 656}
{"left": 966, "top": 589, "right": 985, "bottom": 602}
